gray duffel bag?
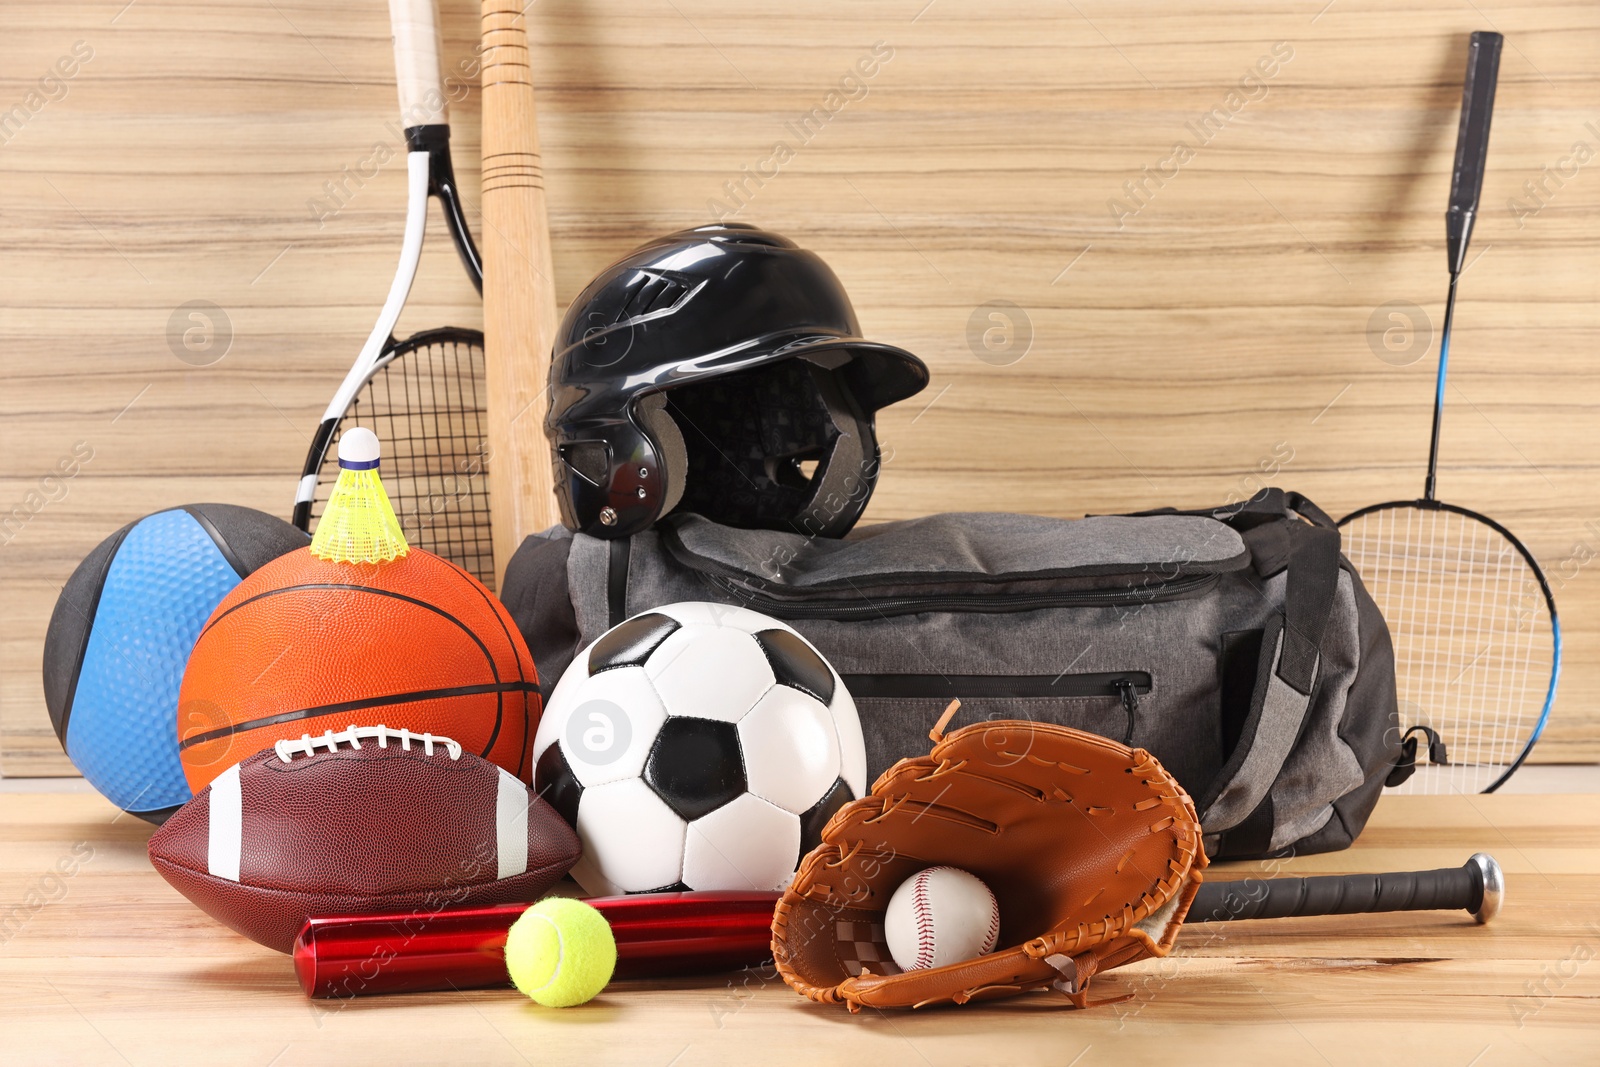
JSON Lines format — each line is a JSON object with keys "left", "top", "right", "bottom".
{"left": 501, "top": 489, "right": 1403, "bottom": 859}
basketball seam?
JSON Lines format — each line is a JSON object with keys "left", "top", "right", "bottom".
{"left": 176, "top": 681, "right": 538, "bottom": 750}
{"left": 193, "top": 580, "right": 506, "bottom": 760}
{"left": 445, "top": 553, "right": 533, "bottom": 772}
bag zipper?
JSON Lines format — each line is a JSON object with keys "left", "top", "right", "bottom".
{"left": 838, "top": 671, "right": 1151, "bottom": 700}
{"left": 703, "top": 572, "right": 1217, "bottom": 621}
{"left": 839, "top": 671, "right": 1150, "bottom": 745}
{"left": 1113, "top": 678, "right": 1141, "bottom": 746}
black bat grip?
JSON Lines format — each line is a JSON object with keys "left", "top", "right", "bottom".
{"left": 1191, "top": 854, "right": 1503, "bottom": 925}
{"left": 1446, "top": 31, "right": 1503, "bottom": 274}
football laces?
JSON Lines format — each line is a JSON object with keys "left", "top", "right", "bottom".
{"left": 274, "top": 724, "right": 464, "bottom": 763}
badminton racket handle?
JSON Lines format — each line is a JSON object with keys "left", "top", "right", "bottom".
{"left": 1190, "top": 853, "right": 1502, "bottom": 925}
{"left": 294, "top": 892, "right": 779, "bottom": 998}
{"left": 1446, "top": 31, "right": 1503, "bottom": 274}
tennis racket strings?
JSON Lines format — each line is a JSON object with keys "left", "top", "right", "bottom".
{"left": 306, "top": 328, "right": 494, "bottom": 586}
{"left": 1341, "top": 504, "right": 1558, "bottom": 794}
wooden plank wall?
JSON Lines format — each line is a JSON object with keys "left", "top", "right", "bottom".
{"left": 3, "top": 0, "right": 1596, "bottom": 773}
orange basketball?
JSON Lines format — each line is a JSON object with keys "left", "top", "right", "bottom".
{"left": 177, "top": 548, "right": 538, "bottom": 793}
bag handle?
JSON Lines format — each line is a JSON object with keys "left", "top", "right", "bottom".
{"left": 1214, "top": 490, "right": 1340, "bottom": 694}
{"left": 1197, "top": 492, "right": 1343, "bottom": 839}
{"left": 1283, "top": 490, "right": 1338, "bottom": 530}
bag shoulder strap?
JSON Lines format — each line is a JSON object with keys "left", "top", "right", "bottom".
{"left": 1272, "top": 517, "right": 1341, "bottom": 694}
{"left": 607, "top": 537, "right": 630, "bottom": 628}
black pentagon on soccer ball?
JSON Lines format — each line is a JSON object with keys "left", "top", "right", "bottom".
{"left": 588, "top": 612, "right": 680, "bottom": 674}
{"left": 753, "top": 628, "right": 835, "bottom": 704}
{"left": 534, "top": 743, "right": 584, "bottom": 829}
{"left": 798, "top": 777, "right": 855, "bottom": 860}
{"left": 643, "top": 717, "right": 746, "bottom": 821}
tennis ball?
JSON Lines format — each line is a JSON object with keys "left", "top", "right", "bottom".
{"left": 505, "top": 897, "right": 616, "bottom": 1007}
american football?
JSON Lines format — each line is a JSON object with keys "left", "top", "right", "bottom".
{"left": 532, "top": 602, "right": 866, "bottom": 895}
{"left": 147, "top": 724, "right": 580, "bottom": 953}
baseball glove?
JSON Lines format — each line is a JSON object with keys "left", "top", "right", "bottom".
{"left": 771, "top": 717, "right": 1206, "bottom": 1010}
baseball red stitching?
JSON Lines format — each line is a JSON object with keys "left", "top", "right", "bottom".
{"left": 912, "top": 868, "right": 937, "bottom": 970}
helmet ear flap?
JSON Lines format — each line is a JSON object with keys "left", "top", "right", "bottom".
{"left": 636, "top": 392, "right": 687, "bottom": 517}
{"left": 792, "top": 364, "right": 873, "bottom": 538}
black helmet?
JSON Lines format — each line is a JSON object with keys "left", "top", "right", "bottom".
{"left": 546, "top": 224, "right": 928, "bottom": 539}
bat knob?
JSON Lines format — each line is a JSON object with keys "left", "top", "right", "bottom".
{"left": 1468, "top": 852, "right": 1503, "bottom": 924}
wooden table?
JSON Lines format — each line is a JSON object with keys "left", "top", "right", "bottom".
{"left": 1, "top": 792, "right": 1594, "bottom": 1065}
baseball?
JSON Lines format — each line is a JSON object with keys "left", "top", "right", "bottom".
{"left": 884, "top": 865, "right": 1001, "bottom": 971}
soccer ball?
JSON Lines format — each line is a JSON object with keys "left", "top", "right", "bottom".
{"left": 532, "top": 602, "right": 866, "bottom": 895}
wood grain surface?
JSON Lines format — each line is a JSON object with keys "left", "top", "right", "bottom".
{"left": 3, "top": 0, "right": 1598, "bottom": 773}
{"left": 0, "top": 791, "right": 1594, "bottom": 1065}
{"left": 479, "top": 0, "right": 561, "bottom": 579}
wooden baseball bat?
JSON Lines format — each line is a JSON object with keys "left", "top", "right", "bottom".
{"left": 480, "top": 0, "right": 561, "bottom": 582}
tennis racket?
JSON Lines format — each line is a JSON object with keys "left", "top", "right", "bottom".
{"left": 1340, "top": 32, "right": 1560, "bottom": 794}
{"left": 291, "top": 0, "right": 495, "bottom": 587}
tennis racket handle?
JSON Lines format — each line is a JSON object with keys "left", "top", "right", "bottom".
{"left": 390, "top": 0, "right": 448, "bottom": 126}
{"left": 1190, "top": 853, "right": 1503, "bottom": 925}
{"left": 293, "top": 892, "right": 779, "bottom": 998}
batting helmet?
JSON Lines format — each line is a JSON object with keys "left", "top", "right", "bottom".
{"left": 547, "top": 224, "right": 928, "bottom": 539}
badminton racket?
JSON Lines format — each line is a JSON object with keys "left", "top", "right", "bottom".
{"left": 1339, "top": 31, "right": 1560, "bottom": 794}
{"left": 291, "top": 0, "right": 495, "bottom": 587}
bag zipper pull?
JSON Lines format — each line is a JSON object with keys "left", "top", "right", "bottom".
{"left": 1114, "top": 679, "right": 1139, "bottom": 746}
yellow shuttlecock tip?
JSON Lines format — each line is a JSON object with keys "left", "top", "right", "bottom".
{"left": 310, "top": 427, "right": 409, "bottom": 565}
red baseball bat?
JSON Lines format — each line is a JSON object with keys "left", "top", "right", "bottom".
{"left": 294, "top": 892, "right": 779, "bottom": 998}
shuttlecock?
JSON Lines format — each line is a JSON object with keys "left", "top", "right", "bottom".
{"left": 310, "top": 427, "right": 409, "bottom": 564}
